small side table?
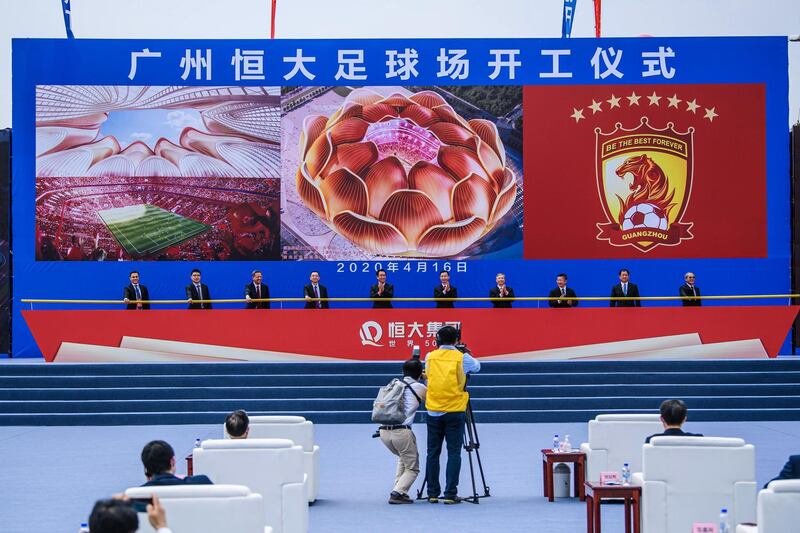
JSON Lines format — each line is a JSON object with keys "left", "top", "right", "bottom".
{"left": 584, "top": 481, "right": 641, "bottom": 533}
{"left": 540, "top": 449, "right": 586, "bottom": 502}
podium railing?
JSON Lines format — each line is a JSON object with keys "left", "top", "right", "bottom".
{"left": 19, "top": 293, "right": 800, "bottom": 309}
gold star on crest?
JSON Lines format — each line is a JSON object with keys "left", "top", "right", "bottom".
{"left": 589, "top": 100, "right": 603, "bottom": 114}
{"left": 686, "top": 99, "right": 700, "bottom": 113}
{"left": 667, "top": 94, "right": 681, "bottom": 108}
{"left": 703, "top": 107, "right": 718, "bottom": 121}
{"left": 607, "top": 94, "right": 621, "bottom": 108}
{"left": 626, "top": 92, "right": 641, "bottom": 106}
{"left": 570, "top": 108, "right": 585, "bottom": 122}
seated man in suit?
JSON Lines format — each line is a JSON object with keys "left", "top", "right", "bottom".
{"left": 489, "top": 273, "right": 515, "bottom": 308}
{"left": 434, "top": 271, "right": 457, "bottom": 308}
{"left": 370, "top": 269, "right": 394, "bottom": 309}
{"left": 679, "top": 272, "right": 701, "bottom": 306}
{"left": 765, "top": 454, "right": 800, "bottom": 487}
{"left": 304, "top": 271, "right": 329, "bottom": 309}
{"left": 185, "top": 269, "right": 212, "bottom": 310}
{"left": 645, "top": 399, "right": 703, "bottom": 443}
{"left": 548, "top": 273, "right": 578, "bottom": 308}
{"left": 610, "top": 268, "right": 641, "bottom": 307}
{"left": 123, "top": 271, "right": 150, "bottom": 310}
{"left": 244, "top": 269, "right": 270, "bottom": 309}
{"left": 225, "top": 409, "right": 249, "bottom": 439}
{"left": 140, "top": 440, "right": 213, "bottom": 486}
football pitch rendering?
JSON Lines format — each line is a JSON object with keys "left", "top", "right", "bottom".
{"left": 97, "top": 204, "right": 210, "bottom": 257}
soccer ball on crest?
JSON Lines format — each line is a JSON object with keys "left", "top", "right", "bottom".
{"left": 621, "top": 202, "right": 669, "bottom": 231}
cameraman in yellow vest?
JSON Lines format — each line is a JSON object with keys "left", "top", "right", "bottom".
{"left": 423, "top": 326, "right": 481, "bottom": 504}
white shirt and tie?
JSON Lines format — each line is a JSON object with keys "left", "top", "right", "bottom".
{"left": 133, "top": 284, "right": 142, "bottom": 309}
{"left": 194, "top": 283, "right": 204, "bottom": 308}
{"left": 312, "top": 284, "right": 321, "bottom": 308}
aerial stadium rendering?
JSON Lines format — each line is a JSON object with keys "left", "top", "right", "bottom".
{"left": 280, "top": 85, "right": 524, "bottom": 261}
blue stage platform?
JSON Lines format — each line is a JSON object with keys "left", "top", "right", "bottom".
{"left": 1, "top": 359, "right": 799, "bottom": 425}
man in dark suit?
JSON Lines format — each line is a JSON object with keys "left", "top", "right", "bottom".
{"left": 226, "top": 409, "right": 250, "bottom": 439}
{"left": 434, "top": 271, "right": 457, "bottom": 308}
{"left": 610, "top": 268, "right": 641, "bottom": 307}
{"left": 548, "top": 273, "right": 577, "bottom": 308}
{"left": 645, "top": 399, "right": 703, "bottom": 443}
{"left": 765, "top": 455, "right": 800, "bottom": 487}
{"left": 123, "top": 271, "right": 150, "bottom": 310}
{"left": 244, "top": 270, "right": 270, "bottom": 309}
{"left": 140, "top": 440, "right": 212, "bottom": 486}
{"left": 304, "top": 271, "right": 329, "bottom": 309}
{"left": 489, "top": 273, "right": 515, "bottom": 308}
{"left": 679, "top": 272, "right": 701, "bottom": 306}
{"left": 370, "top": 269, "right": 394, "bottom": 309}
{"left": 185, "top": 268, "right": 212, "bottom": 309}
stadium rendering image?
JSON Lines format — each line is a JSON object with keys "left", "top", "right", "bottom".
{"left": 34, "top": 85, "right": 282, "bottom": 261}
{"left": 96, "top": 204, "right": 210, "bottom": 258}
{"left": 280, "top": 85, "right": 524, "bottom": 260}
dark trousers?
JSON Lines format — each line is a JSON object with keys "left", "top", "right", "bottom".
{"left": 425, "top": 411, "right": 466, "bottom": 498}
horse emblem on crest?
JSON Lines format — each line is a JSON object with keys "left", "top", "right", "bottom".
{"left": 595, "top": 118, "right": 694, "bottom": 252}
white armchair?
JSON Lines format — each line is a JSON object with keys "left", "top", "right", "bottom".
{"left": 192, "top": 438, "right": 308, "bottom": 533}
{"left": 225, "top": 415, "right": 320, "bottom": 503}
{"left": 125, "top": 484, "right": 271, "bottom": 533}
{"left": 579, "top": 414, "right": 663, "bottom": 482}
{"left": 735, "top": 479, "right": 800, "bottom": 533}
{"left": 638, "top": 436, "right": 756, "bottom": 533}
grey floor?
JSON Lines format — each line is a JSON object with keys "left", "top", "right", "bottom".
{"left": 0, "top": 421, "right": 797, "bottom": 533}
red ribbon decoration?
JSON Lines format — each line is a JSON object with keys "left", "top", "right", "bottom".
{"left": 596, "top": 222, "right": 693, "bottom": 248}
{"left": 594, "top": 0, "right": 601, "bottom": 37}
{"left": 270, "top": 0, "right": 277, "bottom": 39}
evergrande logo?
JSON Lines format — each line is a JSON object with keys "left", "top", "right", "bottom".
{"left": 569, "top": 90, "right": 719, "bottom": 252}
{"left": 359, "top": 320, "right": 384, "bottom": 347}
{"left": 595, "top": 118, "right": 693, "bottom": 251}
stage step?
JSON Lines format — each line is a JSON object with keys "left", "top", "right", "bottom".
{"left": 0, "top": 359, "right": 798, "bottom": 425}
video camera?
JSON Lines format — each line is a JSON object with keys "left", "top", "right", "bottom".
{"left": 453, "top": 325, "right": 469, "bottom": 354}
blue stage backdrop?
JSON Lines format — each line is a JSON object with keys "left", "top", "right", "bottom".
{"left": 11, "top": 38, "right": 790, "bottom": 357}
{"left": 0, "top": 129, "right": 9, "bottom": 355}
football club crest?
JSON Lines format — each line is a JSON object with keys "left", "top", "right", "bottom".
{"left": 595, "top": 118, "right": 694, "bottom": 252}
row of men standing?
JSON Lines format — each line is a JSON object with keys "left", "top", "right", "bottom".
{"left": 122, "top": 269, "right": 703, "bottom": 310}
{"left": 123, "top": 269, "right": 329, "bottom": 310}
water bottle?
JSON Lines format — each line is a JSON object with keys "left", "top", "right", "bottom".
{"left": 622, "top": 463, "right": 631, "bottom": 485}
{"left": 194, "top": 438, "right": 201, "bottom": 448}
{"left": 561, "top": 434, "right": 572, "bottom": 452}
{"left": 78, "top": 523, "right": 90, "bottom": 533}
{"left": 719, "top": 508, "right": 731, "bottom": 533}
{"left": 552, "top": 434, "right": 560, "bottom": 452}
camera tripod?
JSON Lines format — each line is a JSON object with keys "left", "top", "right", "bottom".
{"left": 416, "top": 398, "right": 491, "bottom": 504}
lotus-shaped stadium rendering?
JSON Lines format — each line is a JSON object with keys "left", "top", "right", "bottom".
{"left": 295, "top": 88, "right": 518, "bottom": 257}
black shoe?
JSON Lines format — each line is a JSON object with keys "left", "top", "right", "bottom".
{"left": 427, "top": 496, "right": 439, "bottom": 503}
{"left": 389, "top": 491, "right": 413, "bottom": 504}
{"left": 443, "top": 496, "right": 463, "bottom": 505}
